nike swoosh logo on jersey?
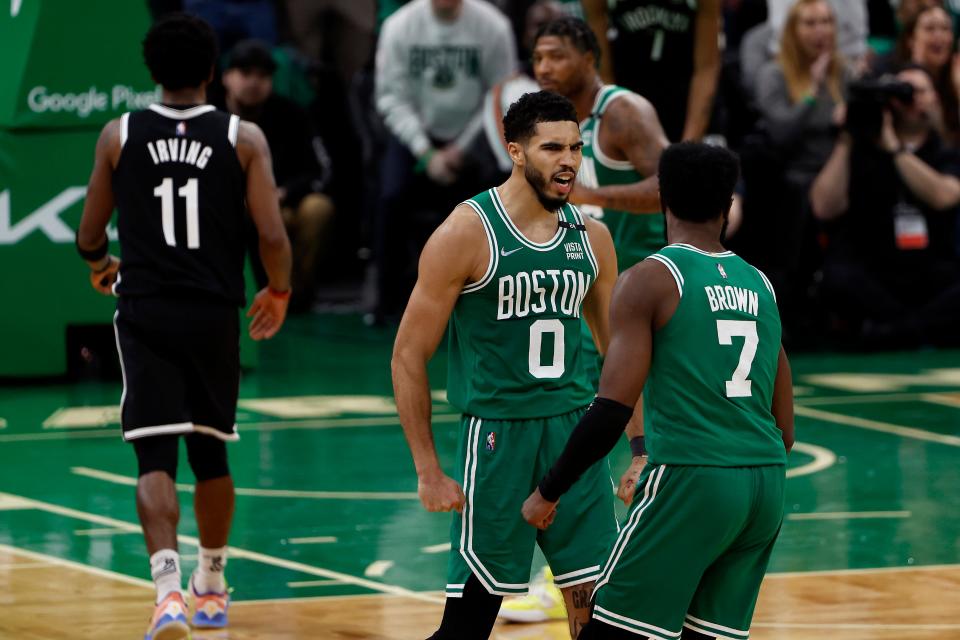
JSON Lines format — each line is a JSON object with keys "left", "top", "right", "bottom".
{"left": 500, "top": 247, "right": 522, "bottom": 257}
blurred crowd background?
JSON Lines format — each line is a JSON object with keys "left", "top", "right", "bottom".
{"left": 148, "top": 0, "right": 960, "bottom": 352}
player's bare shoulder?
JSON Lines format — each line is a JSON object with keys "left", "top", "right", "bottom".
{"left": 234, "top": 119, "right": 271, "bottom": 168}
{"left": 420, "top": 203, "right": 490, "bottom": 284}
{"left": 97, "top": 117, "right": 123, "bottom": 167}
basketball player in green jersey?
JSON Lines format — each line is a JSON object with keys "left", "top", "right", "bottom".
{"left": 534, "top": 17, "right": 669, "bottom": 274}
{"left": 523, "top": 142, "right": 796, "bottom": 639}
{"left": 392, "top": 91, "right": 619, "bottom": 639}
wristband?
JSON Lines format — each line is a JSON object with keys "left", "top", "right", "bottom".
{"left": 76, "top": 234, "right": 108, "bottom": 262}
{"left": 629, "top": 436, "right": 647, "bottom": 457}
{"left": 268, "top": 286, "right": 291, "bottom": 300}
{"left": 414, "top": 149, "right": 436, "bottom": 174}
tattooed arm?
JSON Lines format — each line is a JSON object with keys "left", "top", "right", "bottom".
{"left": 570, "top": 93, "right": 669, "bottom": 214}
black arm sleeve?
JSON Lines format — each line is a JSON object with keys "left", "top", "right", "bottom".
{"left": 538, "top": 397, "right": 634, "bottom": 502}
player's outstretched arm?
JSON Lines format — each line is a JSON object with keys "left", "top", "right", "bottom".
{"left": 772, "top": 345, "right": 795, "bottom": 453}
{"left": 392, "top": 206, "right": 487, "bottom": 513}
{"left": 77, "top": 119, "right": 122, "bottom": 295}
{"left": 523, "top": 259, "right": 677, "bottom": 527}
{"left": 237, "top": 121, "right": 293, "bottom": 340}
{"left": 571, "top": 95, "right": 668, "bottom": 214}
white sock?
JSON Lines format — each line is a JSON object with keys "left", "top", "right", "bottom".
{"left": 150, "top": 549, "right": 182, "bottom": 604}
{"left": 194, "top": 546, "right": 227, "bottom": 593}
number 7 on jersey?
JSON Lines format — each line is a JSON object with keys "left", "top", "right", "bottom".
{"left": 717, "top": 320, "right": 758, "bottom": 398}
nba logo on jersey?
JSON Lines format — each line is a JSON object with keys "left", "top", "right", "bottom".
{"left": 485, "top": 432, "right": 496, "bottom": 452}
{"left": 176, "top": 122, "right": 187, "bottom": 136}
{"left": 717, "top": 264, "right": 728, "bottom": 279}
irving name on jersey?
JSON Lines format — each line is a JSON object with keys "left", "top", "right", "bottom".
{"left": 145, "top": 136, "right": 214, "bottom": 169}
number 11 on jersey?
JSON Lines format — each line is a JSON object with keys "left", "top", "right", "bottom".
{"left": 153, "top": 177, "right": 200, "bottom": 249}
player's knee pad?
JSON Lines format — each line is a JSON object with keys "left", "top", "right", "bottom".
{"left": 680, "top": 628, "right": 715, "bottom": 640}
{"left": 185, "top": 433, "right": 230, "bottom": 482}
{"left": 132, "top": 435, "right": 179, "bottom": 480}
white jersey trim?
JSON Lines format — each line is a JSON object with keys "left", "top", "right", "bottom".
{"left": 120, "top": 112, "right": 130, "bottom": 148}
{"left": 594, "top": 466, "right": 666, "bottom": 594}
{"left": 669, "top": 243, "right": 735, "bottom": 257}
{"left": 122, "top": 422, "right": 240, "bottom": 442}
{"left": 594, "top": 604, "right": 681, "bottom": 638}
{"left": 148, "top": 104, "right": 216, "bottom": 120}
{"left": 682, "top": 621, "right": 746, "bottom": 640}
{"left": 685, "top": 614, "right": 750, "bottom": 637}
{"left": 647, "top": 255, "right": 684, "bottom": 297}
{"left": 460, "top": 417, "right": 530, "bottom": 596}
{"left": 461, "top": 200, "right": 499, "bottom": 294}
{"left": 490, "top": 188, "right": 566, "bottom": 252}
{"left": 570, "top": 206, "right": 599, "bottom": 279}
{"left": 586, "top": 86, "right": 636, "bottom": 172}
{"left": 755, "top": 268, "right": 777, "bottom": 303}
{"left": 228, "top": 115, "right": 240, "bottom": 147}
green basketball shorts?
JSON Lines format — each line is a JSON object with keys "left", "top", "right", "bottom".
{"left": 446, "top": 407, "right": 618, "bottom": 597}
{"left": 592, "top": 464, "right": 785, "bottom": 639}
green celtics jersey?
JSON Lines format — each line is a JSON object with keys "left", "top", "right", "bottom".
{"left": 447, "top": 188, "right": 600, "bottom": 419}
{"left": 578, "top": 85, "right": 665, "bottom": 273}
{"left": 643, "top": 244, "right": 787, "bottom": 467}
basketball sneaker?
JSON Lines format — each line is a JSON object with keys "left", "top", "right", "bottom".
{"left": 498, "top": 567, "right": 567, "bottom": 622}
{"left": 189, "top": 572, "right": 230, "bottom": 628}
{"left": 144, "top": 591, "right": 191, "bottom": 640}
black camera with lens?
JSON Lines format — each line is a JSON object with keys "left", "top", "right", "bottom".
{"left": 844, "top": 77, "right": 914, "bottom": 142}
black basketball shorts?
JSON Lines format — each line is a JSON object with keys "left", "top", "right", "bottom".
{"left": 113, "top": 295, "right": 240, "bottom": 442}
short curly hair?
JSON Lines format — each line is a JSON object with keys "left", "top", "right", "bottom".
{"left": 658, "top": 142, "right": 740, "bottom": 222}
{"left": 143, "top": 13, "right": 218, "bottom": 91}
{"left": 534, "top": 17, "right": 601, "bottom": 66}
{"left": 503, "top": 91, "right": 579, "bottom": 144}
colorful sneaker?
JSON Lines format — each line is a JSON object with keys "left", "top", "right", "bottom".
{"left": 498, "top": 567, "right": 567, "bottom": 623}
{"left": 144, "top": 592, "right": 191, "bottom": 640}
{"left": 189, "top": 573, "right": 230, "bottom": 629}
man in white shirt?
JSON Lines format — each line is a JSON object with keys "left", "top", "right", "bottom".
{"left": 373, "top": 0, "right": 516, "bottom": 320}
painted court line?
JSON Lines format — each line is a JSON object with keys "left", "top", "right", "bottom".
{"left": 785, "top": 442, "right": 835, "bottom": 479}
{"left": 364, "top": 561, "right": 395, "bottom": 578}
{"left": 74, "top": 527, "right": 138, "bottom": 536}
{"left": 753, "top": 622, "right": 960, "bottom": 631}
{"left": 787, "top": 511, "right": 911, "bottom": 521}
{"left": 0, "top": 414, "right": 460, "bottom": 443}
{"left": 421, "top": 543, "right": 452, "bottom": 554}
{"left": 287, "top": 536, "right": 338, "bottom": 544}
{"left": 287, "top": 579, "right": 343, "bottom": 588}
{"left": 794, "top": 392, "right": 925, "bottom": 406}
{"left": 0, "top": 542, "right": 152, "bottom": 589}
{"left": 0, "top": 490, "right": 442, "bottom": 604}
{"left": 768, "top": 562, "right": 960, "bottom": 579}
{"left": 794, "top": 405, "right": 960, "bottom": 447}
{"left": 72, "top": 466, "right": 418, "bottom": 500}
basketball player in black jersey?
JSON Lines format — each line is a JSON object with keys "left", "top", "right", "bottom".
{"left": 75, "top": 14, "right": 291, "bottom": 640}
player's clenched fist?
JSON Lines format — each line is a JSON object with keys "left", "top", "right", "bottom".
{"left": 89, "top": 255, "right": 121, "bottom": 295}
{"left": 521, "top": 488, "right": 558, "bottom": 530}
{"left": 417, "top": 468, "right": 465, "bottom": 513}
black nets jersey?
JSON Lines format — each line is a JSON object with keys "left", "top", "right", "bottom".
{"left": 609, "top": 0, "right": 697, "bottom": 142}
{"left": 112, "top": 104, "right": 246, "bottom": 306}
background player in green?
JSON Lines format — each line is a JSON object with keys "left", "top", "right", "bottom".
{"left": 523, "top": 142, "right": 796, "bottom": 639}
{"left": 392, "top": 91, "right": 619, "bottom": 639}
{"left": 534, "top": 17, "right": 669, "bottom": 273}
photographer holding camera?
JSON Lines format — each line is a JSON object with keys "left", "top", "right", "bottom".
{"left": 810, "top": 65, "right": 960, "bottom": 347}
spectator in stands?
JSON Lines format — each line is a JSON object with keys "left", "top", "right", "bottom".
{"left": 373, "top": 0, "right": 516, "bottom": 320}
{"left": 472, "top": 0, "right": 563, "bottom": 180}
{"left": 582, "top": 0, "right": 721, "bottom": 142}
{"left": 810, "top": 66, "right": 960, "bottom": 347}
{"left": 741, "top": 0, "right": 866, "bottom": 97}
{"left": 282, "top": 0, "right": 376, "bottom": 86}
{"left": 220, "top": 40, "right": 335, "bottom": 311}
{"left": 753, "top": 0, "right": 848, "bottom": 337}
{"left": 891, "top": 6, "right": 959, "bottom": 143}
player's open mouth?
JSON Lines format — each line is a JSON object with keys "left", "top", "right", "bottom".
{"left": 553, "top": 172, "right": 574, "bottom": 194}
